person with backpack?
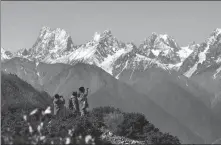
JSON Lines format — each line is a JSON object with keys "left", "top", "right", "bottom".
{"left": 53, "top": 94, "right": 65, "bottom": 119}
{"left": 78, "top": 87, "right": 89, "bottom": 116}
{"left": 69, "top": 91, "right": 80, "bottom": 116}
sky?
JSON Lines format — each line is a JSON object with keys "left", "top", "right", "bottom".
{"left": 1, "top": 1, "right": 221, "bottom": 52}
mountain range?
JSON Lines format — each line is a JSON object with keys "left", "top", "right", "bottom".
{"left": 2, "top": 27, "right": 220, "bottom": 78}
{"left": 1, "top": 26, "right": 221, "bottom": 144}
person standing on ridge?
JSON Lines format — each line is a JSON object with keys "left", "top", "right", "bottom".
{"left": 53, "top": 94, "right": 65, "bottom": 119}
{"left": 59, "top": 95, "right": 66, "bottom": 118}
{"left": 78, "top": 87, "right": 89, "bottom": 116}
{"left": 69, "top": 91, "right": 80, "bottom": 116}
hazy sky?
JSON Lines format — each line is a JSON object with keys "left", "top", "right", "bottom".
{"left": 1, "top": 1, "right": 221, "bottom": 52}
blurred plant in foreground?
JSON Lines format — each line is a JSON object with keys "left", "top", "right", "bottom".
{"left": 2, "top": 106, "right": 97, "bottom": 145}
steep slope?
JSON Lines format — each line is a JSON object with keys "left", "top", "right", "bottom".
{"left": 55, "top": 30, "right": 131, "bottom": 72}
{"left": 1, "top": 57, "right": 71, "bottom": 92}
{"left": 190, "top": 64, "right": 221, "bottom": 120}
{"left": 177, "top": 41, "right": 198, "bottom": 62}
{"left": 180, "top": 28, "right": 221, "bottom": 77}
{"left": 179, "top": 28, "right": 221, "bottom": 120}
{"left": 1, "top": 72, "right": 52, "bottom": 112}
{"left": 117, "top": 67, "right": 221, "bottom": 143}
{"left": 138, "top": 33, "right": 182, "bottom": 65}
{"left": 111, "top": 33, "right": 195, "bottom": 78}
{"left": 15, "top": 26, "right": 75, "bottom": 62}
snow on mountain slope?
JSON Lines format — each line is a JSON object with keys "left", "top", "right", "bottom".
{"left": 13, "top": 27, "right": 194, "bottom": 77}
{"left": 181, "top": 28, "right": 221, "bottom": 77}
{"left": 1, "top": 47, "right": 13, "bottom": 61}
{"left": 177, "top": 46, "right": 194, "bottom": 62}
{"left": 138, "top": 32, "right": 182, "bottom": 65}
{"left": 14, "top": 28, "right": 133, "bottom": 73}
{"left": 10, "top": 27, "right": 221, "bottom": 81}
{"left": 15, "top": 26, "right": 75, "bottom": 62}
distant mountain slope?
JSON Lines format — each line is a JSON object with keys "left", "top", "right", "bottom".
{"left": 88, "top": 76, "right": 203, "bottom": 144}
{"left": 189, "top": 64, "right": 221, "bottom": 120}
{"left": 1, "top": 59, "right": 203, "bottom": 144}
{"left": 1, "top": 72, "right": 52, "bottom": 112}
{"left": 116, "top": 67, "right": 221, "bottom": 143}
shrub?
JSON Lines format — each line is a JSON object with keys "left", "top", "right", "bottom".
{"left": 117, "top": 112, "right": 148, "bottom": 140}
{"left": 1, "top": 103, "right": 180, "bottom": 145}
{"left": 90, "top": 106, "right": 121, "bottom": 121}
{"left": 103, "top": 112, "right": 124, "bottom": 134}
{"left": 149, "top": 132, "right": 181, "bottom": 144}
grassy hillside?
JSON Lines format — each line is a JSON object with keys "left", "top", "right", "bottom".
{"left": 1, "top": 71, "right": 52, "bottom": 112}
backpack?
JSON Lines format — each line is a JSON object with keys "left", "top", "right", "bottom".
{"left": 69, "top": 98, "right": 73, "bottom": 110}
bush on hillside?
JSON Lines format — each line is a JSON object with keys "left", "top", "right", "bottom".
{"left": 90, "top": 106, "right": 121, "bottom": 121}
{"left": 118, "top": 112, "right": 148, "bottom": 140}
{"left": 103, "top": 112, "right": 124, "bottom": 134}
{"left": 2, "top": 102, "right": 180, "bottom": 145}
{"left": 2, "top": 106, "right": 113, "bottom": 145}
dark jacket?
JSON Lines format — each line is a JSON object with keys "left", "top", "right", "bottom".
{"left": 53, "top": 97, "right": 65, "bottom": 118}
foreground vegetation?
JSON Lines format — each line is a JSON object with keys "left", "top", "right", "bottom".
{"left": 1, "top": 106, "right": 181, "bottom": 145}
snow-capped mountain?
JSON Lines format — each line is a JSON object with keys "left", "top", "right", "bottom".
{"left": 1, "top": 47, "right": 13, "bottom": 61}
{"left": 178, "top": 42, "right": 198, "bottom": 62}
{"left": 110, "top": 33, "right": 191, "bottom": 78}
{"left": 138, "top": 33, "right": 181, "bottom": 65}
{"left": 41, "top": 29, "right": 133, "bottom": 75}
{"left": 8, "top": 27, "right": 194, "bottom": 77}
{"left": 5, "top": 26, "right": 220, "bottom": 80}
{"left": 180, "top": 28, "right": 221, "bottom": 78}
{"left": 15, "top": 26, "right": 75, "bottom": 62}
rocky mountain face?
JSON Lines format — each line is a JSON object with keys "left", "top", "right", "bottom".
{"left": 2, "top": 27, "right": 220, "bottom": 79}
{"left": 15, "top": 26, "right": 75, "bottom": 62}
{"left": 180, "top": 28, "right": 221, "bottom": 78}
{"left": 1, "top": 47, "right": 13, "bottom": 61}
{"left": 3, "top": 26, "right": 194, "bottom": 75}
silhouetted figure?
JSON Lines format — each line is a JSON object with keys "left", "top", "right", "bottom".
{"left": 69, "top": 91, "right": 80, "bottom": 116}
{"left": 59, "top": 95, "right": 66, "bottom": 118}
{"left": 78, "top": 87, "right": 89, "bottom": 116}
{"left": 53, "top": 94, "right": 65, "bottom": 119}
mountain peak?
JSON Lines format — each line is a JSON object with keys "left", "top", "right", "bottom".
{"left": 159, "top": 34, "right": 169, "bottom": 40}
{"left": 93, "top": 30, "right": 113, "bottom": 42}
{"left": 151, "top": 32, "right": 158, "bottom": 36}
{"left": 41, "top": 26, "right": 51, "bottom": 31}
{"left": 214, "top": 28, "right": 221, "bottom": 35}
{"left": 93, "top": 32, "right": 101, "bottom": 42}
{"left": 1, "top": 47, "right": 13, "bottom": 61}
{"left": 15, "top": 26, "right": 75, "bottom": 62}
{"left": 103, "top": 29, "right": 112, "bottom": 35}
